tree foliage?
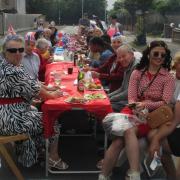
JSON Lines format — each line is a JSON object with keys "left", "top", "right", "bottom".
{"left": 153, "top": 0, "right": 180, "bottom": 15}
{"left": 111, "top": 0, "right": 180, "bottom": 17}
{"left": 26, "top": 0, "right": 106, "bottom": 24}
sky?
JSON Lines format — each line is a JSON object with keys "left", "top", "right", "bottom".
{"left": 107, "top": 0, "right": 116, "bottom": 11}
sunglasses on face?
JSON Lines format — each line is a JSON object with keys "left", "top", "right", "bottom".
{"left": 6, "top": 48, "right": 24, "bottom": 53}
{"left": 151, "top": 51, "right": 166, "bottom": 59}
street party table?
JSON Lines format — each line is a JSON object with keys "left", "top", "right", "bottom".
{"left": 42, "top": 61, "right": 113, "bottom": 139}
{"left": 42, "top": 61, "right": 113, "bottom": 176}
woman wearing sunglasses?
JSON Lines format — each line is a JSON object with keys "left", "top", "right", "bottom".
{"left": 99, "top": 40, "right": 175, "bottom": 180}
{"left": 0, "top": 34, "right": 68, "bottom": 170}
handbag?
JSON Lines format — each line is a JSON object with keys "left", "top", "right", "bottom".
{"left": 146, "top": 105, "right": 173, "bottom": 129}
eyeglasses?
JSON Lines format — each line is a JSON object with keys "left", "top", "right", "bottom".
{"left": 6, "top": 48, "right": 24, "bottom": 53}
{"left": 151, "top": 51, "right": 166, "bottom": 59}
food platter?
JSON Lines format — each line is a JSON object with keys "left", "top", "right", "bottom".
{"left": 84, "top": 93, "right": 106, "bottom": 100}
{"left": 84, "top": 82, "right": 103, "bottom": 91}
{"left": 65, "top": 96, "right": 88, "bottom": 104}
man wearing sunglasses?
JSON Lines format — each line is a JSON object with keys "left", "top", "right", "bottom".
{"left": 22, "top": 32, "right": 40, "bottom": 80}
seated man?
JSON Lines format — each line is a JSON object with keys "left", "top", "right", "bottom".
{"left": 108, "top": 45, "right": 138, "bottom": 112}
{"left": 22, "top": 32, "right": 40, "bottom": 80}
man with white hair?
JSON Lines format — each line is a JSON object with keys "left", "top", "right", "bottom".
{"left": 22, "top": 32, "right": 40, "bottom": 80}
{"left": 98, "top": 44, "right": 138, "bottom": 180}
{"left": 109, "top": 44, "right": 138, "bottom": 112}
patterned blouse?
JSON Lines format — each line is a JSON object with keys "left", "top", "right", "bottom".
{"left": 128, "top": 68, "right": 175, "bottom": 111}
{"left": 0, "top": 57, "right": 41, "bottom": 135}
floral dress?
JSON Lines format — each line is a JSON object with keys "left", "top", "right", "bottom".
{"left": 0, "top": 57, "right": 42, "bottom": 167}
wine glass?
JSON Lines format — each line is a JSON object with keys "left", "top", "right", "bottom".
{"left": 54, "top": 73, "right": 61, "bottom": 87}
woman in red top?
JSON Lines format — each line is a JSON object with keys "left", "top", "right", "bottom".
{"left": 99, "top": 41, "right": 175, "bottom": 180}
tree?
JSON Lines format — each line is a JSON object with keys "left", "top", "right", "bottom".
{"left": 109, "top": 0, "right": 154, "bottom": 45}
{"left": 153, "top": 0, "right": 180, "bottom": 16}
{"left": 26, "top": 0, "right": 106, "bottom": 25}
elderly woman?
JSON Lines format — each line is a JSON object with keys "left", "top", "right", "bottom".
{"left": 111, "top": 33, "right": 124, "bottom": 52}
{"left": 34, "top": 38, "right": 52, "bottom": 82}
{"left": 92, "top": 27, "right": 103, "bottom": 37}
{"left": 0, "top": 34, "right": 68, "bottom": 171}
{"left": 43, "top": 28, "right": 52, "bottom": 47}
{"left": 99, "top": 41, "right": 175, "bottom": 180}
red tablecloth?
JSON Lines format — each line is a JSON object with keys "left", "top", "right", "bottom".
{"left": 42, "top": 62, "right": 113, "bottom": 138}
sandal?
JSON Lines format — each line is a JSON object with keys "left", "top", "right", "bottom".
{"left": 96, "top": 159, "right": 104, "bottom": 169}
{"left": 48, "top": 158, "right": 69, "bottom": 173}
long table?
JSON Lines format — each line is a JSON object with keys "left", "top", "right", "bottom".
{"left": 41, "top": 61, "right": 113, "bottom": 175}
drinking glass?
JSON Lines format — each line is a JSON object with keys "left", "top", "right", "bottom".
{"left": 54, "top": 73, "right": 61, "bottom": 87}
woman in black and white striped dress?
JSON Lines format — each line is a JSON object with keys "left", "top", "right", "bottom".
{"left": 0, "top": 34, "right": 68, "bottom": 170}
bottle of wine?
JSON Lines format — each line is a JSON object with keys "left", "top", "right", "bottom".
{"left": 73, "top": 53, "right": 78, "bottom": 66}
{"left": 77, "top": 69, "right": 84, "bottom": 92}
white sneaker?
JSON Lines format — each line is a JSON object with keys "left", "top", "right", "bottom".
{"left": 98, "top": 174, "right": 111, "bottom": 180}
{"left": 125, "top": 170, "right": 141, "bottom": 180}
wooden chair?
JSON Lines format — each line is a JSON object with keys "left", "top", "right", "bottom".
{"left": 0, "top": 134, "right": 29, "bottom": 180}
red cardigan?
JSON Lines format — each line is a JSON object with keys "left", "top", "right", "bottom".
{"left": 33, "top": 48, "right": 50, "bottom": 82}
{"left": 93, "top": 54, "right": 124, "bottom": 92}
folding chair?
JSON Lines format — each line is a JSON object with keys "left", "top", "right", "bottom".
{"left": 0, "top": 134, "right": 29, "bottom": 180}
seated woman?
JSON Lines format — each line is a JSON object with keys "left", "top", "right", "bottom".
{"left": 149, "top": 51, "right": 180, "bottom": 180}
{"left": 92, "top": 27, "right": 103, "bottom": 37}
{"left": 111, "top": 33, "right": 125, "bottom": 52}
{"left": 98, "top": 40, "right": 175, "bottom": 180}
{"left": 0, "top": 34, "right": 68, "bottom": 171}
{"left": 34, "top": 38, "right": 52, "bottom": 82}
{"left": 88, "top": 36, "right": 114, "bottom": 68}
{"left": 43, "top": 28, "right": 52, "bottom": 47}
